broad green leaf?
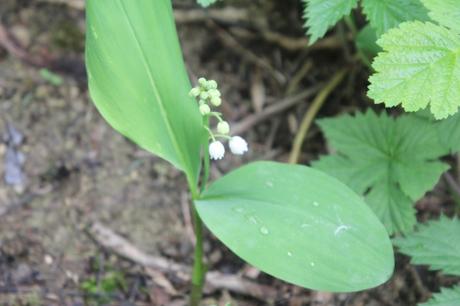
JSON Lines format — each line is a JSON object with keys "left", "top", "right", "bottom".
{"left": 394, "top": 216, "right": 460, "bottom": 276}
{"left": 422, "top": 0, "right": 460, "bottom": 33}
{"left": 413, "top": 110, "right": 460, "bottom": 153}
{"left": 368, "top": 21, "right": 460, "bottom": 119}
{"left": 195, "top": 161, "right": 394, "bottom": 292}
{"left": 302, "top": 0, "right": 358, "bottom": 44}
{"left": 356, "top": 24, "right": 381, "bottom": 58}
{"left": 366, "top": 182, "right": 416, "bottom": 235}
{"left": 86, "top": 0, "right": 203, "bottom": 185}
{"left": 420, "top": 286, "right": 460, "bottom": 306}
{"left": 436, "top": 112, "right": 460, "bottom": 153}
{"left": 197, "top": 0, "right": 219, "bottom": 7}
{"left": 361, "top": 0, "right": 428, "bottom": 36}
{"left": 313, "top": 111, "right": 449, "bottom": 234}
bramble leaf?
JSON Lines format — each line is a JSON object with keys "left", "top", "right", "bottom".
{"left": 422, "top": 0, "right": 460, "bottom": 33}
{"left": 420, "top": 286, "right": 460, "bottom": 306}
{"left": 394, "top": 216, "right": 460, "bottom": 276}
{"left": 356, "top": 25, "right": 381, "bottom": 58}
{"left": 302, "top": 0, "right": 358, "bottom": 44}
{"left": 313, "top": 111, "right": 449, "bottom": 234}
{"left": 436, "top": 112, "right": 460, "bottom": 153}
{"left": 368, "top": 21, "right": 460, "bottom": 119}
{"left": 86, "top": 0, "right": 203, "bottom": 185}
{"left": 196, "top": 161, "right": 394, "bottom": 292}
{"left": 361, "top": 0, "right": 428, "bottom": 36}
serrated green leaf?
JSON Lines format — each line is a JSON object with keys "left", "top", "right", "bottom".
{"left": 436, "top": 112, "right": 460, "bottom": 153}
{"left": 313, "top": 111, "right": 449, "bottom": 234}
{"left": 422, "top": 0, "right": 460, "bottom": 33}
{"left": 86, "top": 0, "right": 203, "bottom": 185}
{"left": 197, "top": 0, "right": 218, "bottom": 7}
{"left": 368, "top": 21, "right": 460, "bottom": 119}
{"left": 356, "top": 24, "right": 381, "bottom": 58}
{"left": 302, "top": 0, "right": 358, "bottom": 44}
{"left": 412, "top": 110, "right": 460, "bottom": 153}
{"left": 366, "top": 181, "right": 416, "bottom": 234}
{"left": 361, "top": 0, "right": 429, "bottom": 36}
{"left": 394, "top": 216, "right": 460, "bottom": 276}
{"left": 420, "top": 286, "right": 460, "bottom": 306}
{"left": 195, "top": 161, "right": 394, "bottom": 292}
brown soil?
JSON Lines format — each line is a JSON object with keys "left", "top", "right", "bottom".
{"left": 0, "top": 0, "right": 457, "bottom": 305}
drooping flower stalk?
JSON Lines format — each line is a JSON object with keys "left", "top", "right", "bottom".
{"left": 189, "top": 77, "right": 249, "bottom": 161}
{"left": 188, "top": 77, "right": 249, "bottom": 305}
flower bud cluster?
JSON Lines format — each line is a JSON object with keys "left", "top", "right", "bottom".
{"left": 189, "top": 78, "right": 222, "bottom": 115}
{"left": 190, "top": 77, "right": 248, "bottom": 160}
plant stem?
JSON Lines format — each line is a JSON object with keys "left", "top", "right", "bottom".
{"left": 190, "top": 206, "right": 205, "bottom": 306}
{"left": 289, "top": 68, "right": 347, "bottom": 164}
{"left": 344, "top": 15, "right": 373, "bottom": 70}
{"left": 190, "top": 116, "right": 211, "bottom": 306}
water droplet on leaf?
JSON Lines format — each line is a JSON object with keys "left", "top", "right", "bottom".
{"left": 260, "top": 226, "right": 269, "bottom": 235}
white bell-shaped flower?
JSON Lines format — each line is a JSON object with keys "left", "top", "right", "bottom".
{"left": 229, "top": 136, "right": 248, "bottom": 155}
{"left": 209, "top": 141, "right": 225, "bottom": 160}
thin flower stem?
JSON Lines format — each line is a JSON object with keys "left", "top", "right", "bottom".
{"left": 214, "top": 134, "right": 231, "bottom": 140}
{"left": 204, "top": 125, "right": 216, "bottom": 141}
{"left": 210, "top": 112, "right": 223, "bottom": 121}
{"left": 201, "top": 118, "right": 211, "bottom": 193}
{"left": 190, "top": 116, "right": 210, "bottom": 306}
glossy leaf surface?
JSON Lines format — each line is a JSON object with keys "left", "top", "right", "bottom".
{"left": 195, "top": 161, "right": 394, "bottom": 292}
{"left": 86, "top": 0, "right": 203, "bottom": 184}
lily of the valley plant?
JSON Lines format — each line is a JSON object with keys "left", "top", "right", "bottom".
{"left": 85, "top": 1, "right": 394, "bottom": 305}
{"left": 189, "top": 77, "right": 248, "bottom": 160}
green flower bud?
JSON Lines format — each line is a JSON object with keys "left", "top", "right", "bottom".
{"left": 208, "top": 89, "right": 221, "bottom": 98}
{"left": 199, "top": 104, "right": 211, "bottom": 115}
{"left": 206, "top": 80, "right": 218, "bottom": 90}
{"left": 198, "top": 77, "right": 207, "bottom": 86}
{"left": 217, "top": 121, "right": 230, "bottom": 134}
{"left": 210, "top": 96, "right": 222, "bottom": 106}
{"left": 189, "top": 87, "right": 201, "bottom": 97}
{"left": 200, "top": 91, "right": 209, "bottom": 100}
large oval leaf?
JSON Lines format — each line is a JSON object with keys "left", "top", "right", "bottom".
{"left": 86, "top": 0, "right": 203, "bottom": 184}
{"left": 195, "top": 161, "right": 394, "bottom": 292}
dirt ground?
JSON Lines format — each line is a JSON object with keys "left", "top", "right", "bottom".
{"left": 0, "top": 0, "right": 458, "bottom": 305}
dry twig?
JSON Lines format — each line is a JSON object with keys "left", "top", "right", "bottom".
{"left": 37, "top": 0, "right": 85, "bottom": 10}
{"left": 231, "top": 86, "right": 320, "bottom": 135}
{"left": 0, "top": 23, "right": 47, "bottom": 66}
{"left": 209, "top": 21, "right": 286, "bottom": 84}
{"left": 87, "top": 222, "right": 277, "bottom": 301}
{"left": 230, "top": 27, "right": 343, "bottom": 51}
